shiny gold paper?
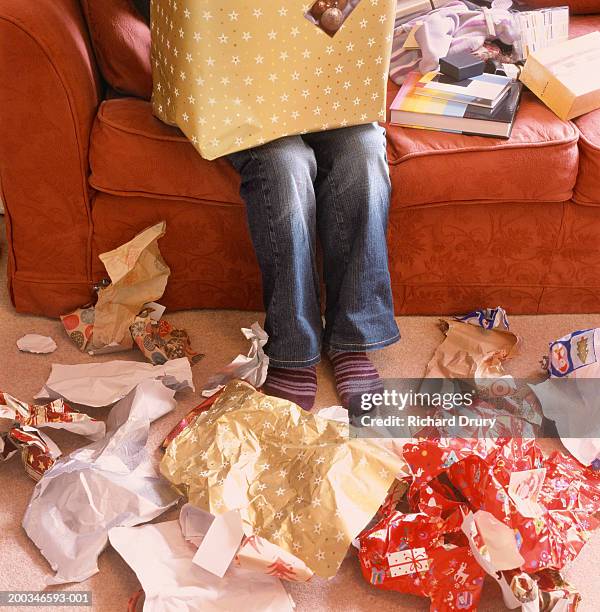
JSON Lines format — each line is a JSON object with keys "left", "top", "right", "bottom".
{"left": 150, "top": 0, "right": 396, "bottom": 159}
{"left": 161, "top": 380, "right": 408, "bottom": 578}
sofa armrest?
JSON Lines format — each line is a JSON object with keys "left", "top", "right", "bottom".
{"left": 0, "top": 0, "right": 102, "bottom": 316}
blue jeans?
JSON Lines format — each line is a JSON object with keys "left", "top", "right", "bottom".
{"left": 227, "top": 123, "right": 400, "bottom": 368}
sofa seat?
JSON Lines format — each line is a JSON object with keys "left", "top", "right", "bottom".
{"left": 89, "top": 98, "right": 243, "bottom": 205}
{"left": 90, "top": 91, "right": 579, "bottom": 210}
{"left": 385, "top": 84, "right": 578, "bottom": 207}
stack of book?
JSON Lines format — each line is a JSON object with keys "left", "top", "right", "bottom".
{"left": 389, "top": 71, "right": 523, "bottom": 138}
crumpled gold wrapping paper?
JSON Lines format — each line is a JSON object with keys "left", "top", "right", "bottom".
{"left": 150, "top": 0, "right": 396, "bottom": 159}
{"left": 161, "top": 380, "right": 408, "bottom": 578}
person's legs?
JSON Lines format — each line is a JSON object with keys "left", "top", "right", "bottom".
{"left": 303, "top": 123, "right": 400, "bottom": 408}
{"left": 227, "top": 136, "right": 322, "bottom": 409}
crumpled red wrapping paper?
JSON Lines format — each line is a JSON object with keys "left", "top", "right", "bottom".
{"left": 358, "top": 437, "right": 600, "bottom": 610}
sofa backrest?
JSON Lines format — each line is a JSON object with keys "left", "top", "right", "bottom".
{"left": 525, "top": 1, "right": 599, "bottom": 14}
{"left": 80, "top": 0, "right": 151, "bottom": 99}
{"left": 80, "top": 0, "right": 598, "bottom": 102}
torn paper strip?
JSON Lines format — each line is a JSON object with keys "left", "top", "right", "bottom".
{"left": 35, "top": 357, "right": 193, "bottom": 407}
{"left": 23, "top": 379, "right": 180, "bottom": 584}
{"left": 0, "top": 392, "right": 104, "bottom": 480}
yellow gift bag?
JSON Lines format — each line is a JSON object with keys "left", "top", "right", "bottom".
{"left": 151, "top": 0, "right": 396, "bottom": 160}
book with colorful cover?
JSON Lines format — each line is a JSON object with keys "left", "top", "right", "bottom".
{"left": 389, "top": 72, "right": 523, "bottom": 139}
{"left": 413, "top": 71, "right": 512, "bottom": 108}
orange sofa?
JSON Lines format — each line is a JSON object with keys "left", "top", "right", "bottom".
{"left": 1, "top": 0, "right": 600, "bottom": 318}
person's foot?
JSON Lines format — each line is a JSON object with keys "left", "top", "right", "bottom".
{"left": 328, "top": 350, "right": 383, "bottom": 410}
{"left": 261, "top": 365, "right": 317, "bottom": 411}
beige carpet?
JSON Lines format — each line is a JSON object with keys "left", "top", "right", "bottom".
{"left": 1, "top": 218, "right": 600, "bottom": 611}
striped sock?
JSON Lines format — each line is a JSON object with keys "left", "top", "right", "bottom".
{"left": 328, "top": 350, "right": 383, "bottom": 410}
{"left": 261, "top": 365, "right": 317, "bottom": 411}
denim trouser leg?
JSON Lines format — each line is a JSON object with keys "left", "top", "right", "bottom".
{"left": 304, "top": 124, "right": 400, "bottom": 351}
{"left": 227, "top": 137, "right": 323, "bottom": 367}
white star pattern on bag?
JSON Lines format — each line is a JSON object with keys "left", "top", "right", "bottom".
{"left": 152, "top": 1, "right": 392, "bottom": 158}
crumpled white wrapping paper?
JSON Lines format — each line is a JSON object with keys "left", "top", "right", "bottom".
{"left": 34, "top": 357, "right": 194, "bottom": 407}
{"left": 201, "top": 323, "right": 268, "bottom": 397}
{"left": 16, "top": 334, "right": 57, "bottom": 354}
{"left": 23, "top": 379, "right": 180, "bottom": 584}
{"left": 108, "top": 518, "right": 295, "bottom": 612}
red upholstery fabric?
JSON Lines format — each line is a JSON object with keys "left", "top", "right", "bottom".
{"left": 80, "top": 0, "right": 152, "bottom": 99}
{"left": 89, "top": 192, "right": 593, "bottom": 316}
{"left": 0, "top": 0, "right": 102, "bottom": 316}
{"left": 89, "top": 99, "right": 242, "bottom": 204}
{"left": 2, "top": 3, "right": 600, "bottom": 317}
{"left": 570, "top": 14, "right": 600, "bottom": 205}
{"left": 90, "top": 94, "right": 578, "bottom": 208}
{"left": 569, "top": 12, "right": 600, "bottom": 36}
{"left": 526, "top": 1, "right": 600, "bottom": 15}
{"left": 385, "top": 87, "right": 578, "bottom": 207}
{"left": 573, "top": 109, "right": 600, "bottom": 205}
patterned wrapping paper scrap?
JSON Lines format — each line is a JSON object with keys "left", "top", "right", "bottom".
{"left": 358, "top": 435, "right": 600, "bottom": 610}
{"left": 402, "top": 437, "right": 600, "bottom": 575}
{"left": 424, "top": 306, "right": 520, "bottom": 380}
{"left": 179, "top": 503, "right": 313, "bottom": 582}
{"left": 61, "top": 222, "right": 170, "bottom": 353}
{"left": 23, "top": 379, "right": 180, "bottom": 585}
{"left": 506, "top": 568, "right": 581, "bottom": 612}
{"left": 151, "top": 0, "right": 396, "bottom": 159}
{"left": 130, "top": 311, "right": 204, "bottom": 366}
{"left": 60, "top": 305, "right": 95, "bottom": 352}
{"left": 546, "top": 328, "right": 600, "bottom": 379}
{"left": 162, "top": 392, "right": 219, "bottom": 450}
{"left": 531, "top": 327, "right": 600, "bottom": 466}
{"left": 0, "top": 391, "right": 105, "bottom": 481}
{"left": 161, "top": 379, "right": 409, "bottom": 578}
{"left": 358, "top": 509, "right": 486, "bottom": 610}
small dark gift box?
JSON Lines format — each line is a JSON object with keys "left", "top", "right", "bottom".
{"left": 439, "top": 52, "right": 485, "bottom": 81}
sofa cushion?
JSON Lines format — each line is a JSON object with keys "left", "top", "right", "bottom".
{"left": 569, "top": 14, "right": 600, "bottom": 205}
{"left": 80, "top": 0, "right": 152, "bottom": 99}
{"left": 573, "top": 108, "right": 600, "bottom": 205}
{"left": 89, "top": 98, "right": 243, "bottom": 204}
{"left": 90, "top": 93, "right": 579, "bottom": 208}
{"left": 526, "top": 1, "right": 600, "bottom": 15}
{"left": 385, "top": 82, "right": 579, "bottom": 207}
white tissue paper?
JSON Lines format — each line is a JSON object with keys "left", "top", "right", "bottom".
{"left": 108, "top": 518, "right": 295, "bottom": 612}
{"left": 23, "top": 379, "right": 180, "bottom": 584}
{"left": 16, "top": 334, "right": 57, "bottom": 354}
{"left": 34, "top": 357, "right": 194, "bottom": 407}
{"left": 202, "top": 323, "right": 269, "bottom": 397}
